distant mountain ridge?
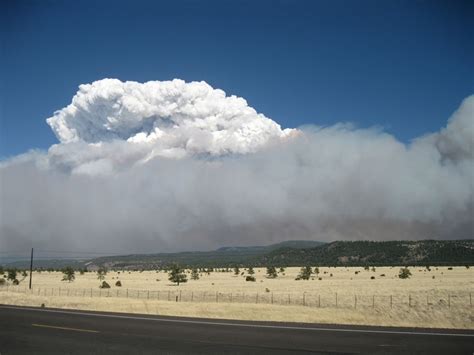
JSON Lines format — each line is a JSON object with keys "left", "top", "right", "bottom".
{"left": 259, "top": 240, "right": 474, "bottom": 266}
{"left": 216, "top": 240, "right": 325, "bottom": 252}
{"left": 3, "top": 240, "right": 473, "bottom": 269}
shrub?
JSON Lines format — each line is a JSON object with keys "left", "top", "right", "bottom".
{"left": 12, "top": 279, "right": 19, "bottom": 285}
{"left": 247, "top": 267, "right": 255, "bottom": 275}
{"left": 398, "top": 267, "right": 412, "bottom": 279}
{"left": 370, "top": 276, "right": 375, "bottom": 280}
{"left": 115, "top": 280, "right": 122, "bottom": 287}
{"left": 245, "top": 276, "right": 256, "bottom": 282}
{"left": 447, "top": 267, "right": 453, "bottom": 270}
{"left": 0, "top": 278, "right": 5, "bottom": 286}
{"left": 100, "top": 281, "right": 111, "bottom": 288}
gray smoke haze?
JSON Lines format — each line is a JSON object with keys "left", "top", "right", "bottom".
{"left": 1, "top": 79, "right": 473, "bottom": 254}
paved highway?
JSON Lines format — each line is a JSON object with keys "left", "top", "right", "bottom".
{"left": 0, "top": 304, "right": 472, "bottom": 354}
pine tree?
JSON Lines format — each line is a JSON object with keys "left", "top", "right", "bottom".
{"left": 247, "top": 266, "right": 255, "bottom": 275}
{"left": 295, "top": 266, "right": 312, "bottom": 280}
{"left": 97, "top": 267, "right": 107, "bottom": 281}
{"left": 61, "top": 267, "right": 75, "bottom": 282}
{"left": 191, "top": 268, "right": 200, "bottom": 280}
{"left": 7, "top": 269, "right": 17, "bottom": 282}
{"left": 266, "top": 266, "right": 277, "bottom": 278}
{"left": 168, "top": 264, "right": 188, "bottom": 285}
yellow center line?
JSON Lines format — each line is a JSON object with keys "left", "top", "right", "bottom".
{"left": 32, "top": 323, "right": 100, "bottom": 333}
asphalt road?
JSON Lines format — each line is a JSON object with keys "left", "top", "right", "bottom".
{"left": 0, "top": 305, "right": 472, "bottom": 354}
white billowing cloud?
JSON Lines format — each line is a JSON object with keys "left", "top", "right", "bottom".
{"left": 0, "top": 79, "right": 473, "bottom": 254}
{"left": 47, "top": 79, "right": 295, "bottom": 161}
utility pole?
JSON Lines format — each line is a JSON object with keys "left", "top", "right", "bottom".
{"left": 29, "top": 248, "right": 34, "bottom": 290}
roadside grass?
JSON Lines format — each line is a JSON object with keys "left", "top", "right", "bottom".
{"left": 1, "top": 266, "right": 472, "bottom": 329}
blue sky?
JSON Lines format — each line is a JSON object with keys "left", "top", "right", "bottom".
{"left": 1, "top": 0, "right": 472, "bottom": 158}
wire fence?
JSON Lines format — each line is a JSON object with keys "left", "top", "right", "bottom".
{"left": 1, "top": 285, "right": 472, "bottom": 310}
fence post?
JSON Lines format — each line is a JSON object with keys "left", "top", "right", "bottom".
{"left": 256, "top": 293, "right": 259, "bottom": 304}
{"left": 191, "top": 291, "right": 194, "bottom": 302}
{"left": 318, "top": 294, "right": 321, "bottom": 308}
{"left": 470, "top": 293, "right": 472, "bottom": 307}
{"left": 288, "top": 293, "right": 290, "bottom": 305}
{"left": 354, "top": 295, "right": 357, "bottom": 309}
{"left": 390, "top": 295, "right": 393, "bottom": 309}
{"left": 59, "top": 287, "right": 61, "bottom": 296}
{"left": 448, "top": 294, "right": 450, "bottom": 308}
{"left": 372, "top": 295, "right": 375, "bottom": 308}
{"left": 409, "top": 294, "right": 411, "bottom": 307}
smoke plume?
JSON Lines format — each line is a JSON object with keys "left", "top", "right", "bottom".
{"left": 1, "top": 79, "right": 472, "bottom": 254}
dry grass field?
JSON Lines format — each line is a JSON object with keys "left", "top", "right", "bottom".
{"left": 1, "top": 266, "right": 473, "bottom": 329}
